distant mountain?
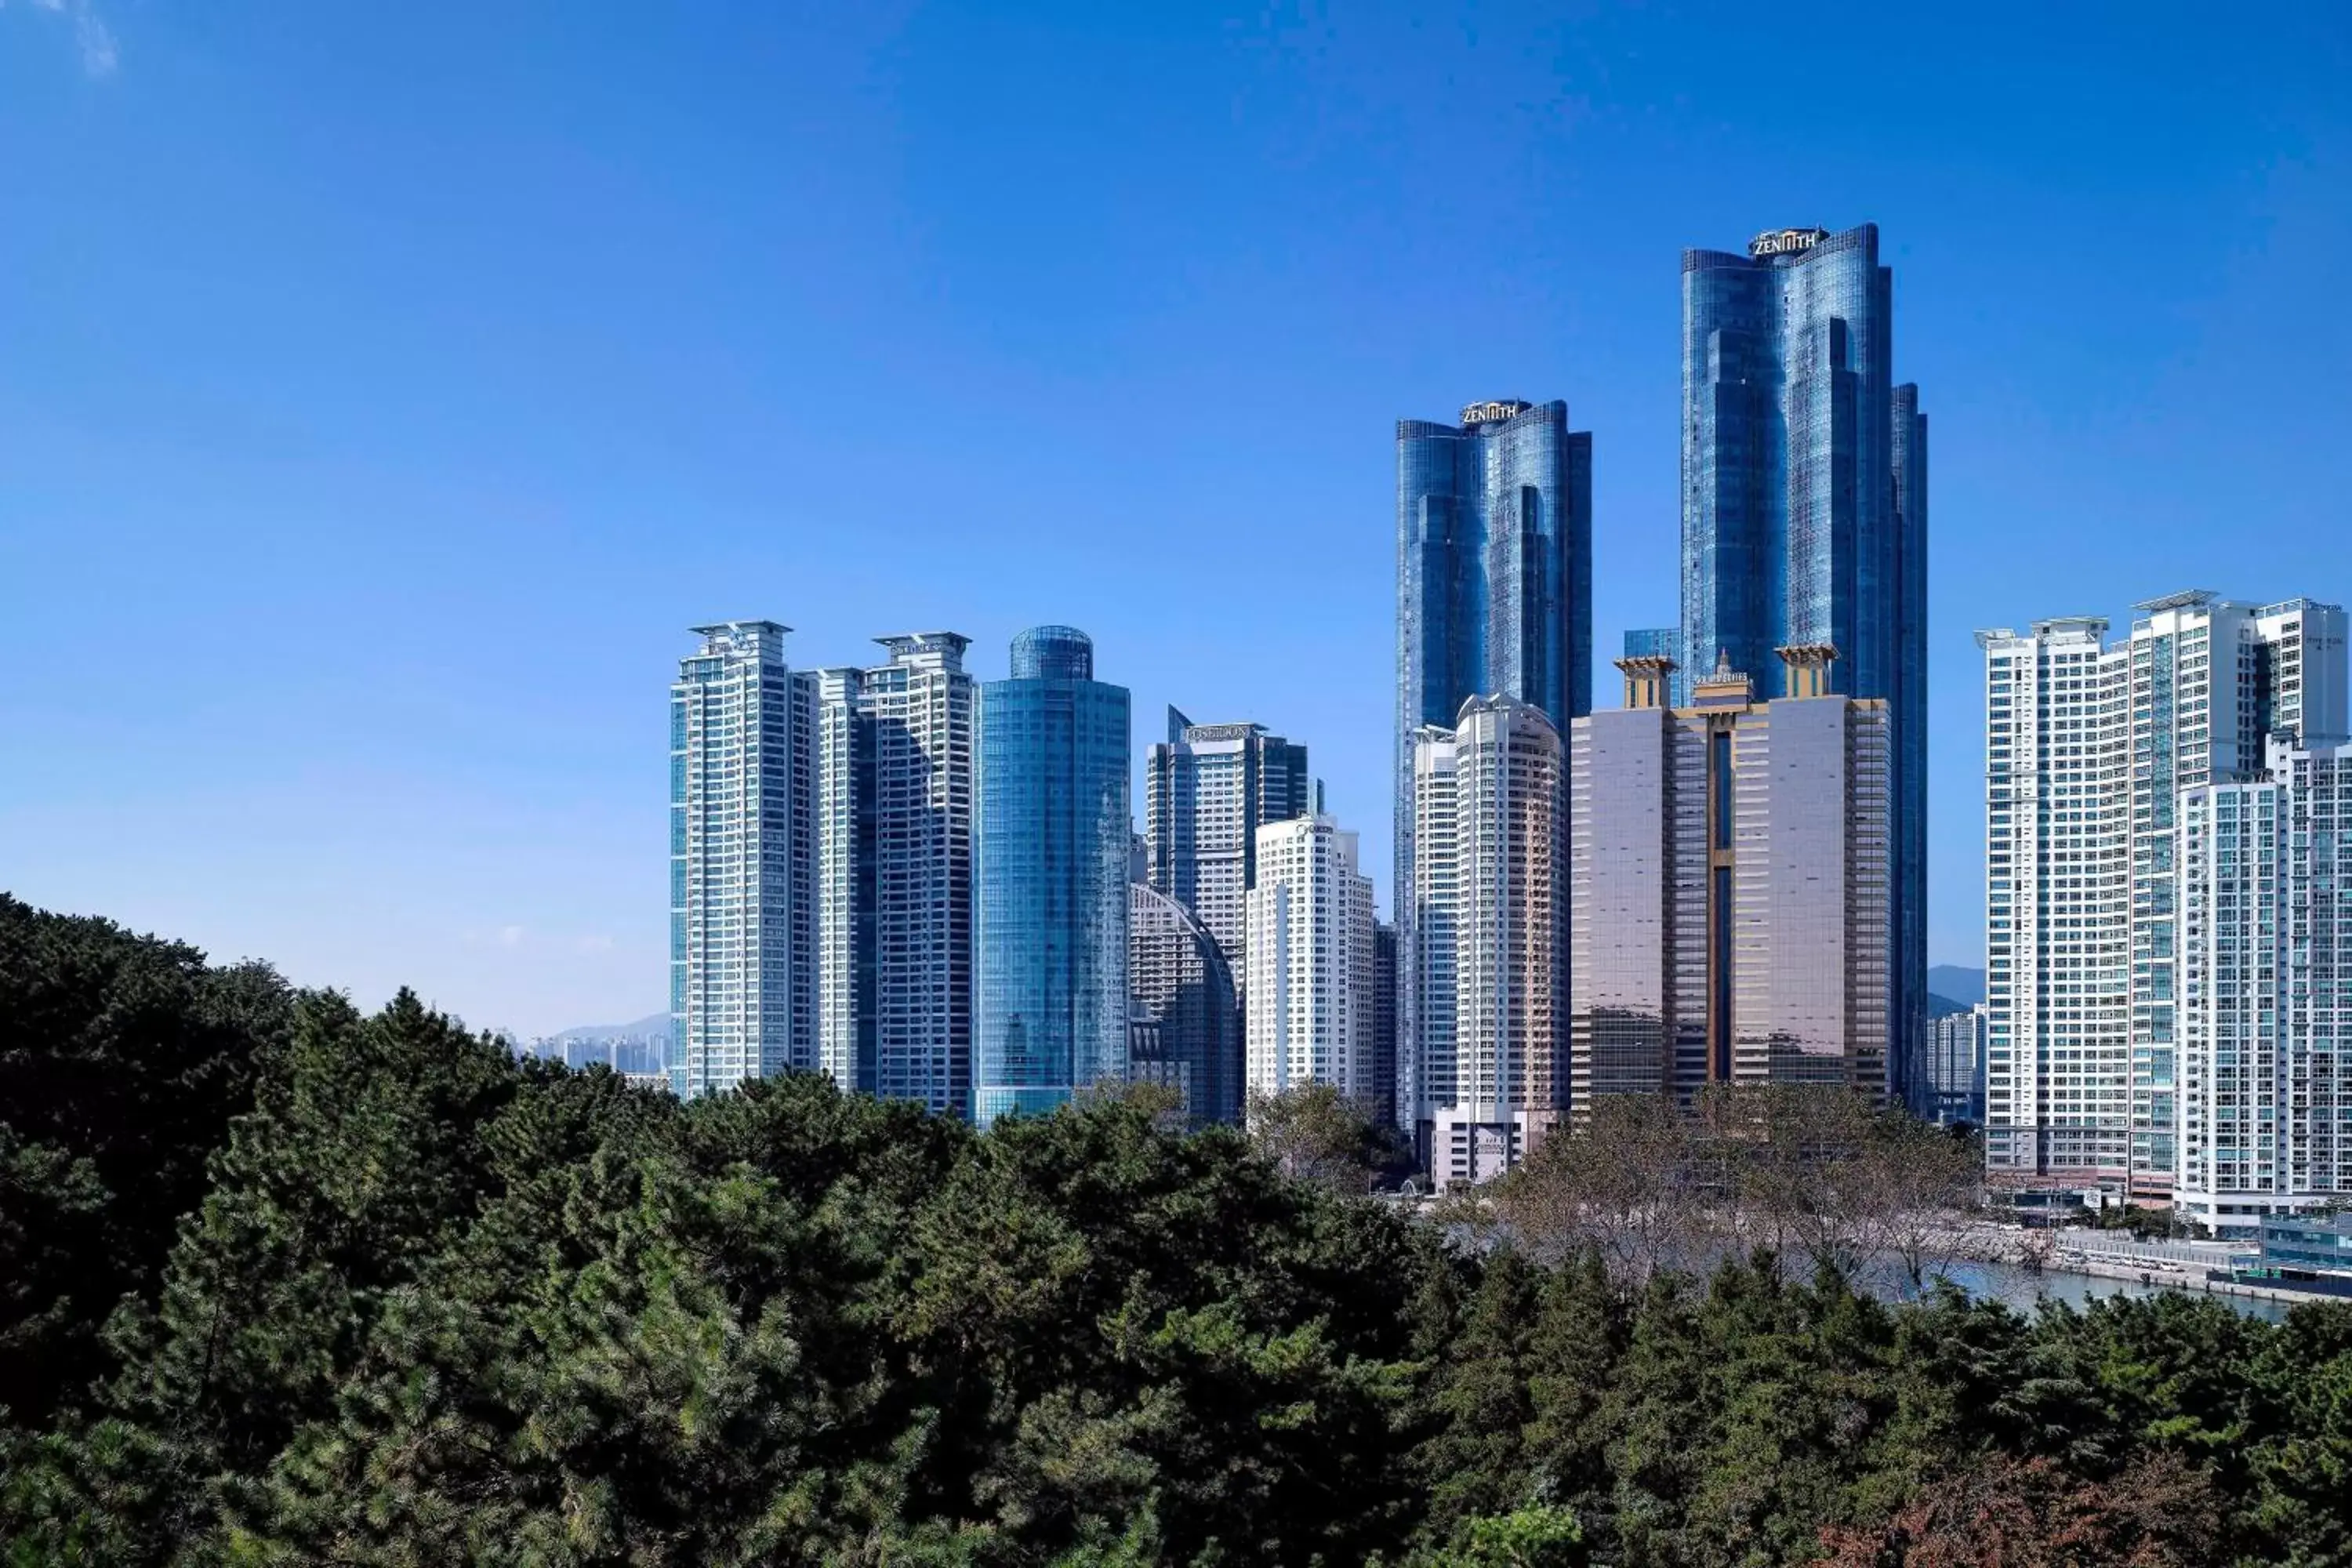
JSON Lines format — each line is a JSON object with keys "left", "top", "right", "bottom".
{"left": 1927, "top": 964, "right": 1985, "bottom": 1008}
{"left": 1927, "top": 993, "right": 1972, "bottom": 1019}
{"left": 548, "top": 1011, "right": 671, "bottom": 1044}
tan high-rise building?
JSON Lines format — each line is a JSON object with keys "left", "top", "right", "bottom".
{"left": 1566, "top": 648, "right": 1893, "bottom": 1116}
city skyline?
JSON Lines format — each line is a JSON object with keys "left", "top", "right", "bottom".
{"left": 5, "top": 6, "right": 2347, "bottom": 1038}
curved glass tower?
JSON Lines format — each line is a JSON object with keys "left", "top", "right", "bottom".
{"left": 974, "top": 626, "right": 1132, "bottom": 1127}
{"left": 1395, "top": 397, "right": 1592, "bottom": 1147}
{"left": 1680, "top": 223, "right": 1928, "bottom": 1111}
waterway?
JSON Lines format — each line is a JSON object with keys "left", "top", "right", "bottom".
{"left": 1871, "top": 1257, "right": 2292, "bottom": 1324}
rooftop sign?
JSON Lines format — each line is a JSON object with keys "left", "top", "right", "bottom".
{"left": 1461, "top": 399, "right": 1533, "bottom": 426}
{"left": 1748, "top": 227, "right": 1829, "bottom": 259}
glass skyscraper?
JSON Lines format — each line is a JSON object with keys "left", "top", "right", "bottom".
{"left": 1395, "top": 397, "right": 1592, "bottom": 1151}
{"left": 670, "top": 621, "right": 815, "bottom": 1098}
{"left": 1680, "top": 223, "right": 1928, "bottom": 1111}
{"left": 973, "top": 626, "right": 1132, "bottom": 1127}
{"left": 1128, "top": 880, "right": 1240, "bottom": 1126}
{"left": 1145, "top": 710, "right": 1311, "bottom": 972}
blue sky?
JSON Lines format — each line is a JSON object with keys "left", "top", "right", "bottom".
{"left": 2, "top": 2, "right": 2347, "bottom": 1036}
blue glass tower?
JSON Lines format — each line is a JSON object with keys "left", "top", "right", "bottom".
{"left": 974, "top": 626, "right": 1132, "bottom": 1127}
{"left": 1679, "top": 223, "right": 1929, "bottom": 1111}
{"left": 1395, "top": 397, "right": 1592, "bottom": 1145}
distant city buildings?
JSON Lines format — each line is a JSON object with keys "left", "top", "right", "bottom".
{"left": 1410, "top": 694, "right": 1568, "bottom": 1184}
{"left": 671, "top": 622, "right": 815, "bottom": 1098}
{"left": 1680, "top": 223, "right": 1929, "bottom": 1116}
{"left": 973, "top": 626, "right": 1132, "bottom": 1127}
{"left": 1129, "top": 880, "right": 1240, "bottom": 1126}
{"left": 1980, "top": 594, "right": 2349, "bottom": 1196}
{"left": 1929, "top": 1005, "right": 1988, "bottom": 1127}
{"left": 1396, "top": 397, "right": 1592, "bottom": 1153}
{"left": 1243, "top": 815, "right": 1377, "bottom": 1109}
{"left": 2175, "top": 735, "right": 2352, "bottom": 1233}
{"left": 1566, "top": 648, "right": 1893, "bottom": 1112}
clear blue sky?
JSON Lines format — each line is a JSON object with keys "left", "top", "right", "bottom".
{"left": 3, "top": 2, "right": 2347, "bottom": 1036}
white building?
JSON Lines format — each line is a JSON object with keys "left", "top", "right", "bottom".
{"left": 1244, "top": 815, "right": 1376, "bottom": 1109}
{"left": 1979, "top": 593, "right": 2347, "bottom": 1196}
{"left": 671, "top": 622, "right": 816, "bottom": 1098}
{"left": 1409, "top": 694, "right": 1566, "bottom": 1185}
{"left": 809, "top": 634, "right": 975, "bottom": 1117}
{"left": 1978, "top": 617, "right": 2132, "bottom": 1185}
{"left": 2176, "top": 736, "right": 2352, "bottom": 1235}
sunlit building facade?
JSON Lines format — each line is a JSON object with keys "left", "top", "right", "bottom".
{"left": 810, "top": 634, "right": 975, "bottom": 1117}
{"left": 973, "top": 626, "right": 1131, "bottom": 1127}
{"left": 1244, "top": 815, "right": 1377, "bottom": 1109}
{"left": 1680, "top": 223, "right": 1929, "bottom": 1115}
{"left": 1145, "top": 711, "right": 1311, "bottom": 973}
{"left": 1567, "top": 649, "right": 1892, "bottom": 1113}
{"left": 1410, "top": 694, "right": 1567, "bottom": 1184}
{"left": 671, "top": 621, "right": 816, "bottom": 1098}
{"left": 1980, "top": 594, "right": 2348, "bottom": 1196}
{"left": 2175, "top": 736, "right": 2352, "bottom": 1234}
{"left": 1395, "top": 397, "right": 1592, "bottom": 1149}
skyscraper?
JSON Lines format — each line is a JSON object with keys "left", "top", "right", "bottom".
{"left": 2124, "top": 593, "right": 2347, "bottom": 1192}
{"left": 671, "top": 621, "right": 815, "bottom": 1098}
{"left": 1370, "top": 922, "right": 1399, "bottom": 1130}
{"left": 1410, "top": 694, "right": 1568, "bottom": 1184}
{"left": 810, "top": 634, "right": 975, "bottom": 1117}
{"left": 1128, "top": 880, "right": 1240, "bottom": 1126}
{"left": 1244, "top": 815, "right": 1377, "bottom": 1109}
{"left": 973, "top": 626, "right": 1132, "bottom": 1127}
{"left": 1566, "top": 650, "right": 1893, "bottom": 1111}
{"left": 1680, "top": 223, "right": 1929, "bottom": 1114}
{"left": 1980, "top": 595, "right": 2348, "bottom": 1195}
{"left": 1929, "top": 1006, "right": 1990, "bottom": 1127}
{"left": 2176, "top": 735, "right": 2352, "bottom": 1234}
{"left": 1396, "top": 397, "right": 1592, "bottom": 1150}
{"left": 1622, "top": 627, "right": 1682, "bottom": 666}
{"left": 1145, "top": 712, "right": 1311, "bottom": 971}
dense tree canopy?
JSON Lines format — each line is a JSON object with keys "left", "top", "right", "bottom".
{"left": 3, "top": 895, "right": 2350, "bottom": 1565}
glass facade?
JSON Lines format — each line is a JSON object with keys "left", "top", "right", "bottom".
{"left": 1145, "top": 709, "right": 1311, "bottom": 974}
{"left": 973, "top": 626, "right": 1132, "bottom": 1127}
{"left": 1622, "top": 626, "right": 1682, "bottom": 666}
{"left": 1128, "top": 881, "right": 1240, "bottom": 1126}
{"left": 1681, "top": 224, "right": 1927, "bottom": 1110}
{"left": 1396, "top": 398, "right": 1592, "bottom": 1146}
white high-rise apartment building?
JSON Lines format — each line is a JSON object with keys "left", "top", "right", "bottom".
{"left": 671, "top": 622, "right": 815, "bottom": 1098}
{"left": 810, "top": 634, "right": 975, "bottom": 1117}
{"left": 1244, "top": 815, "right": 1375, "bottom": 1106}
{"left": 2176, "top": 736, "right": 2352, "bottom": 1234}
{"left": 1980, "top": 593, "right": 2347, "bottom": 1195}
{"left": 1978, "top": 618, "right": 2132, "bottom": 1184}
{"left": 2126, "top": 594, "right": 2346, "bottom": 1192}
{"left": 1408, "top": 694, "right": 1567, "bottom": 1185}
